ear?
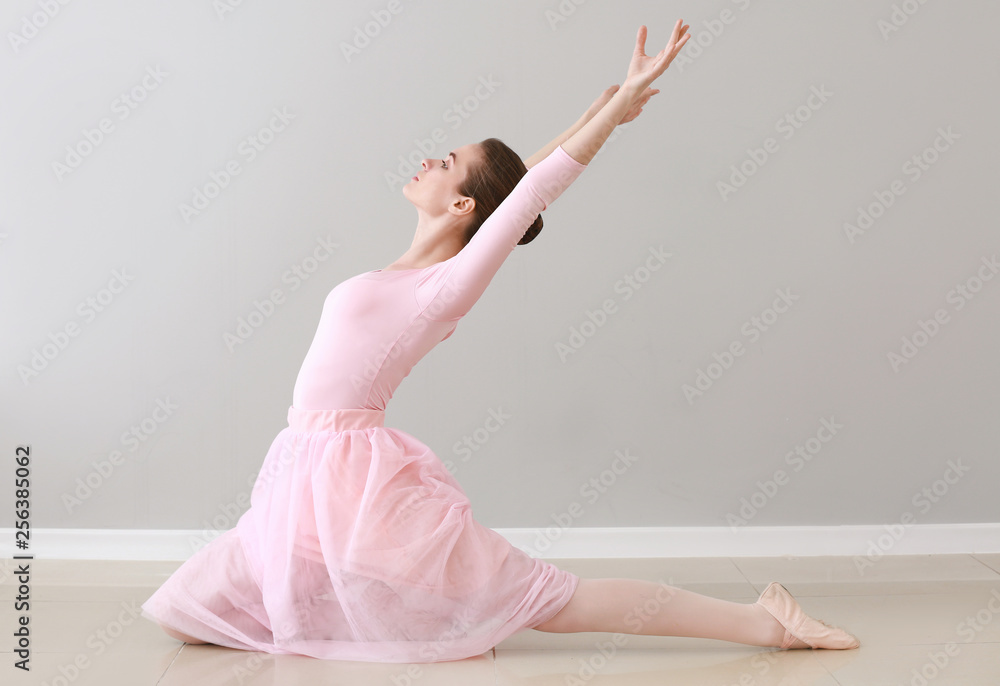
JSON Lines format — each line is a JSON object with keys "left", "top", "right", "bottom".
{"left": 450, "top": 196, "right": 476, "bottom": 218}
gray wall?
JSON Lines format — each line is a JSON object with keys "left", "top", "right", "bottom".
{"left": 2, "top": 0, "right": 997, "bottom": 535}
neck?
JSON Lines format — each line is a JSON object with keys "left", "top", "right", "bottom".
{"left": 393, "top": 214, "right": 466, "bottom": 269}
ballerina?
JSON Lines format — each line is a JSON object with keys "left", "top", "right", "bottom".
{"left": 142, "top": 20, "right": 859, "bottom": 661}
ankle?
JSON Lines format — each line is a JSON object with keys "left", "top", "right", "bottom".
{"left": 752, "top": 602, "right": 808, "bottom": 649}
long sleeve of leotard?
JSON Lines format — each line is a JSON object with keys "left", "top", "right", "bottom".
{"left": 413, "top": 144, "right": 587, "bottom": 321}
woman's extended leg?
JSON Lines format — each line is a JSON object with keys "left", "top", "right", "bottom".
{"left": 533, "top": 578, "right": 804, "bottom": 648}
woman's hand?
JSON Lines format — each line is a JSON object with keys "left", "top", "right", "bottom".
{"left": 587, "top": 84, "right": 660, "bottom": 125}
{"left": 623, "top": 21, "right": 690, "bottom": 94}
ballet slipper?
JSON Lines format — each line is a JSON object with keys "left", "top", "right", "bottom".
{"left": 755, "top": 582, "right": 860, "bottom": 650}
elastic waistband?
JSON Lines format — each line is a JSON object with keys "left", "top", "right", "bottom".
{"left": 287, "top": 406, "right": 385, "bottom": 432}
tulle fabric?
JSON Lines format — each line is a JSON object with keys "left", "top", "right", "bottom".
{"left": 140, "top": 406, "right": 578, "bottom": 663}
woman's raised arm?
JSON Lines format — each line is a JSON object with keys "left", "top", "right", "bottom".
{"left": 562, "top": 21, "right": 689, "bottom": 166}
{"left": 524, "top": 85, "right": 661, "bottom": 169}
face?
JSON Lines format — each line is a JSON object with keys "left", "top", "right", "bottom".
{"left": 402, "top": 142, "right": 481, "bottom": 220}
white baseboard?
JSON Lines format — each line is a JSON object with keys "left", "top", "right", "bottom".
{"left": 2, "top": 524, "right": 998, "bottom": 561}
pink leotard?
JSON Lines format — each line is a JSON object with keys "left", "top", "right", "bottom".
{"left": 291, "top": 144, "right": 588, "bottom": 411}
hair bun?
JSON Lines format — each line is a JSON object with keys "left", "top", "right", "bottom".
{"left": 518, "top": 213, "right": 544, "bottom": 245}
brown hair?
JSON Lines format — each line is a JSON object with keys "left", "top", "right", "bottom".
{"left": 458, "top": 138, "right": 544, "bottom": 247}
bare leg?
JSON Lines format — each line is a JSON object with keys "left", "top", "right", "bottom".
{"left": 533, "top": 578, "right": 805, "bottom": 648}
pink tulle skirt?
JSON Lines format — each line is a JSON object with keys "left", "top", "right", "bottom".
{"left": 140, "top": 406, "right": 579, "bottom": 662}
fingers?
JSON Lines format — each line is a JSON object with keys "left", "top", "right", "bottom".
{"left": 652, "top": 20, "right": 688, "bottom": 60}
{"left": 663, "top": 22, "right": 690, "bottom": 61}
{"left": 634, "top": 25, "right": 647, "bottom": 56}
{"left": 633, "top": 19, "right": 689, "bottom": 84}
{"left": 669, "top": 22, "right": 689, "bottom": 43}
{"left": 672, "top": 31, "right": 691, "bottom": 58}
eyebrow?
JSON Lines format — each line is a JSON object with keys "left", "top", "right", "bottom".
{"left": 448, "top": 151, "right": 456, "bottom": 166}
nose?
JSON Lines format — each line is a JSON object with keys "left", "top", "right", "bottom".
{"left": 421, "top": 159, "right": 431, "bottom": 171}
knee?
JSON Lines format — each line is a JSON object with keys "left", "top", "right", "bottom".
{"left": 532, "top": 607, "right": 578, "bottom": 633}
{"left": 532, "top": 581, "right": 590, "bottom": 633}
{"left": 160, "top": 624, "right": 208, "bottom": 645}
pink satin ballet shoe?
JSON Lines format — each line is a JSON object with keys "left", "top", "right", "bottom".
{"left": 755, "top": 582, "right": 861, "bottom": 650}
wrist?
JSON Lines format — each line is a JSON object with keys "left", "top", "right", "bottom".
{"left": 619, "top": 79, "right": 645, "bottom": 102}
{"left": 578, "top": 105, "right": 600, "bottom": 129}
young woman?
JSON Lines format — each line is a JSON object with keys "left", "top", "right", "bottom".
{"left": 141, "top": 21, "right": 859, "bottom": 662}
